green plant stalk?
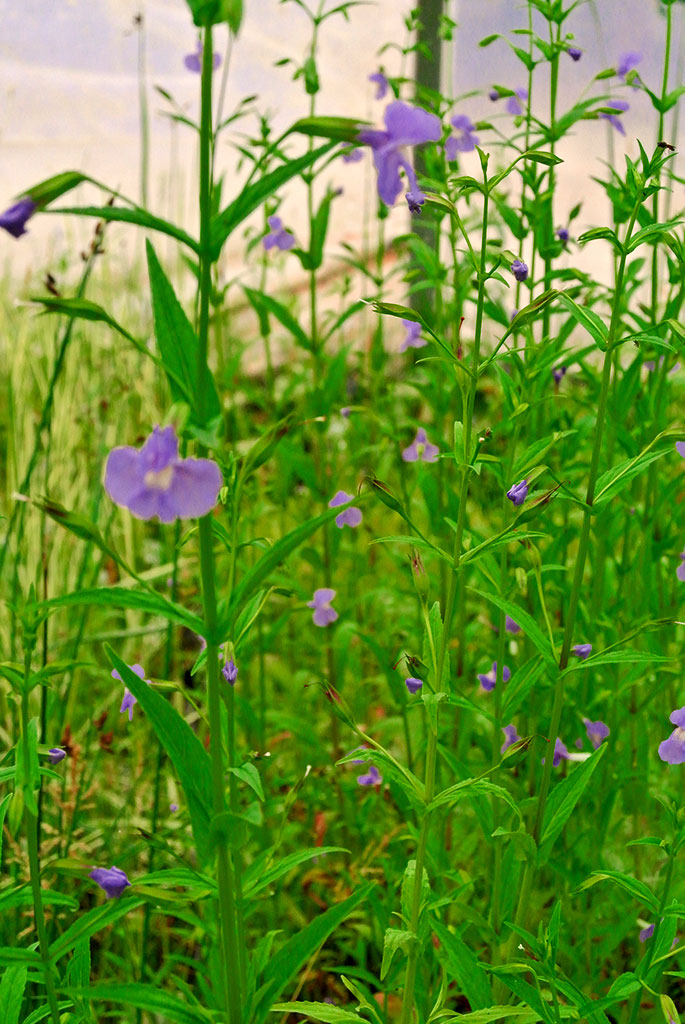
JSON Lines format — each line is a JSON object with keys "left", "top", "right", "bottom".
{"left": 137, "top": 12, "right": 149, "bottom": 209}
{"left": 399, "top": 183, "right": 492, "bottom": 1024}
{"left": 21, "top": 654, "right": 61, "bottom": 1024}
{"left": 627, "top": 840, "right": 677, "bottom": 1024}
{"left": 398, "top": 718, "right": 439, "bottom": 1024}
{"left": 503, "top": 198, "right": 643, "bottom": 958}
{"left": 197, "top": 27, "right": 242, "bottom": 1024}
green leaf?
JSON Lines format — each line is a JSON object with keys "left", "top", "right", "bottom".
{"left": 39, "top": 588, "right": 204, "bottom": 636}
{"left": 270, "top": 1004, "right": 365, "bottom": 1024}
{"left": 24, "top": 170, "right": 90, "bottom": 207}
{"left": 538, "top": 746, "right": 607, "bottom": 861}
{"left": 219, "top": 504, "right": 352, "bottom": 633}
{"left": 51, "top": 204, "right": 199, "bottom": 253}
{"left": 572, "top": 870, "right": 659, "bottom": 912}
{"left": 594, "top": 428, "right": 683, "bottom": 507}
{"left": 30, "top": 297, "right": 156, "bottom": 364}
{"left": 50, "top": 899, "right": 146, "bottom": 962}
{"left": 146, "top": 240, "right": 221, "bottom": 429}
{"left": 250, "top": 882, "right": 375, "bottom": 1024}
{"left": 228, "top": 762, "right": 264, "bottom": 802}
{"left": 243, "top": 847, "right": 349, "bottom": 900}
{"left": 106, "top": 648, "right": 214, "bottom": 865}
{"left": 0, "top": 965, "right": 28, "bottom": 1024}
{"left": 243, "top": 286, "right": 311, "bottom": 351}
{"left": 65, "top": 985, "right": 210, "bottom": 1024}
{"left": 555, "top": 293, "right": 608, "bottom": 349}
{"left": 289, "top": 115, "right": 367, "bottom": 142}
{"left": 210, "top": 142, "right": 335, "bottom": 258}
{"left": 434, "top": 1008, "right": 540, "bottom": 1023}
{"left": 380, "top": 928, "right": 415, "bottom": 980}
{"left": 467, "top": 588, "right": 557, "bottom": 670}
{"left": 433, "top": 919, "right": 492, "bottom": 1009}
{"left": 627, "top": 218, "right": 684, "bottom": 253}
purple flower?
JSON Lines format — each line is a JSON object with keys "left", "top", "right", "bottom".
{"left": 340, "top": 406, "right": 351, "bottom": 418}
{"left": 567, "top": 46, "right": 582, "bottom": 62}
{"left": 357, "top": 764, "right": 382, "bottom": 787}
{"left": 400, "top": 319, "right": 426, "bottom": 352}
{"left": 445, "top": 114, "right": 479, "bottom": 159}
{"left": 556, "top": 226, "right": 569, "bottom": 246}
{"left": 222, "top": 658, "right": 238, "bottom": 686}
{"left": 402, "top": 427, "right": 439, "bottom": 463}
{"left": 600, "top": 100, "right": 629, "bottom": 135}
{"left": 184, "top": 42, "right": 222, "bottom": 73}
{"left": 405, "top": 677, "right": 423, "bottom": 694}
{"left": 572, "top": 643, "right": 592, "bottom": 660}
{"left": 328, "top": 490, "right": 362, "bottom": 529}
{"left": 478, "top": 661, "right": 511, "bottom": 692}
{"left": 617, "top": 51, "right": 641, "bottom": 80}
{"left": 583, "top": 717, "right": 610, "bottom": 749}
{"left": 553, "top": 366, "right": 567, "bottom": 383}
{"left": 505, "top": 615, "right": 521, "bottom": 635}
{"left": 358, "top": 100, "right": 441, "bottom": 210}
{"left": 105, "top": 426, "right": 222, "bottom": 524}
{"left": 342, "top": 148, "right": 363, "bottom": 163}
{"left": 263, "top": 215, "right": 295, "bottom": 251}
{"left": 369, "top": 70, "right": 389, "bottom": 100}
{"left": 545, "top": 738, "right": 570, "bottom": 766}
{"left": 506, "top": 479, "right": 529, "bottom": 507}
{"left": 677, "top": 552, "right": 685, "bottom": 582}
{"left": 506, "top": 88, "right": 528, "bottom": 115}
{"left": 89, "top": 866, "right": 131, "bottom": 899}
{"left": 48, "top": 748, "right": 66, "bottom": 765}
{"left": 639, "top": 923, "right": 655, "bottom": 942}
{"left": 489, "top": 89, "right": 500, "bottom": 101}
{"left": 112, "top": 663, "right": 150, "bottom": 722}
{"left": 308, "top": 588, "right": 338, "bottom": 627}
{"left": 501, "top": 724, "right": 521, "bottom": 753}
{"left": 658, "top": 706, "right": 685, "bottom": 765}
{"left": 0, "top": 198, "right": 37, "bottom": 239}
{"left": 511, "top": 259, "right": 528, "bottom": 282}
{"left": 170, "top": 803, "right": 179, "bottom": 812}
{"left": 676, "top": 442, "right": 685, "bottom": 458}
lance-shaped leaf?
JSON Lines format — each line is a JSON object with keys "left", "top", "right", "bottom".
{"left": 538, "top": 745, "right": 607, "bottom": 863}
{"left": 106, "top": 647, "right": 214, "bottom": 864}
{"left": 30, "top": 296, "right": 158, "bottom": 366}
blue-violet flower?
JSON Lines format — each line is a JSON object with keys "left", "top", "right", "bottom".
{"left": 358, "top": 100, "right": 441, "bottom": 211}
{"left": 506, "top": 479, "right": 529, "bottom": 506}
{"left": 308, "top": 588, "right": 338, "bottom": 627}
{"left": 89, "top": 866, "right": 131, "bottom": 899}
{"left": 402, "top": 428, "right": 439, "bottom": 463}
{"left": 328, "top": 490, "right": 362, "bottom": 528}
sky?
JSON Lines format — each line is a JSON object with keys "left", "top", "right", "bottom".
{"left": 0, "top": 0, "right": 681, "bottom": 280}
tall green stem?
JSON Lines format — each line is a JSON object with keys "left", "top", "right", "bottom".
{"left": 21, "top": 654, "right": 61, "bottom": 1024}
{"left": 197, "top": 28, "right": 242, "bottom": 1024}
{"left": 504, "top": 199, "right": 643, "bottom": 957}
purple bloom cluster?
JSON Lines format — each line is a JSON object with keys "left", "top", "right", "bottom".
{"left": 359, "top": 100, "right": 441, "bottom": 212}
{"left": 402, "top": 428, "right": 439, "bottom": 463}
{"left": 90, "top": 866, "right": 131, "bottom": 899}
{"left": 112, "top": 663, "right": 150, "bottom": 721}
{"left": 105, "top": 426, "right": 222, "bottom": 524}
{"left": 400, "top": 319, "right": 427, "bottom": 352}
{"left": 600, "top": 100, "right": 629, "bottom": 135}
{"left": 308, "top": 588, "right": 338, "bottom": 627}
{"left": 658, "top": 707, "right": 685, "bottom": 765}
{"left": 445, "top": 115, "right": 479, "bottom": 159}
{"left": 478, "top": 661, "right": 511, "bottom": 692}
{"left": 501, "top": 723, "right": 521, "bottom": 753}
{"left": 263, "top": 216, "right": 295, "bottom": 251}
{"left": 328, "top": 490, "right": 362, "bottom": 529}
{"left": 184, "top": 42, "right": 222, "bottom": 73}
{"left": 511, "top": 260, "right": 528, "bottom": 282}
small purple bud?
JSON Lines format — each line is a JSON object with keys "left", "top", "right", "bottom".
{"left": 556, "top": 226, "right": 569, "bottom": 245}
{"left": 489, "top": 88, "right": 500, "bottom": 101}
{"left": 553, "top": 366, "right": 567, "bottom": 383}
{"left": 505, "top": 615, "right": 521, "bottom": 635}
{"left": 511, "top": 259, "right": 528, "bottom": 282}
{"left": 48, "top": 748, "right": 66, "bottom": 765}
{"left": 572, "top": 643, "right": 592, "bottom": 659}
{"left": 567, "top": 46, "right": 582, "bottom": 61}
{"left": 405, "top": 677, "right": 423, "bottom": 694}
{"left": 89, "top": 866, "right": 131, "bottom": 899}
{"left": 0, "top": 198, "right": 37, "bottom": 239}
{"left": 506, "top": 479, "right": 529, "bottom": 507}
{"left": 222, "top": 658, "right": 238, "bottom": 685}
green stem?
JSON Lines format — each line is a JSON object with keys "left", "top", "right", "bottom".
{"left": 197, "top": 28, "right": 242, "bottom": 1024}
{"left": 21, "top": 658, "right": 61, "bottom": 1024}
{"left": 504, "top": 198, "right": 643, "bottom": 957}
{"left": 627, "top": 842, "right": 677, "bottom": 1024}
